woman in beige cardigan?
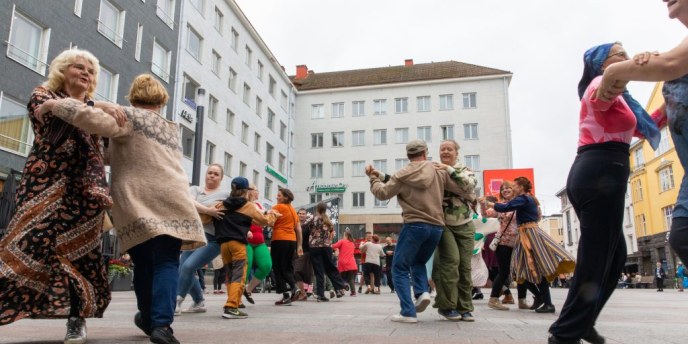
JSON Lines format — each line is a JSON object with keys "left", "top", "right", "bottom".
{"left": 37, "top": 74, "right": 206, "bottom": 344}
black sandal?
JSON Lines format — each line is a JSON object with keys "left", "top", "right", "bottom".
{"left": 243, "top": 290, "right": 255, "bottom": 304}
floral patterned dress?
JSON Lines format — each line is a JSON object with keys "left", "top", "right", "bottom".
{"left": 0, "top": 87, "right": 112, "bottom": 325}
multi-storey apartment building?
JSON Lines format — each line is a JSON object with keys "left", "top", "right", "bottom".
{"left": 290, "top": 60, "right": 513, "bottom": 237}
{"left": 174, "top": 0, "right": 295, "bottom": 202}
{"left": 0, "top": 0, "right": 182, "bottom": 183}
{"left": 539, "top": 214, "right": 564, "bottom": 247}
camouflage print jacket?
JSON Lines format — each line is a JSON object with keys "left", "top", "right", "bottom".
{"left": 443, "top": 163, "right": 478, "bottom": 226}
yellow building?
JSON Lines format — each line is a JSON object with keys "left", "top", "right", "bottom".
{"left": 539, "top": 214, "right": 564, "bottom": 247}
{"left": 628, "top": 82, "right": 683, "bottom": 277}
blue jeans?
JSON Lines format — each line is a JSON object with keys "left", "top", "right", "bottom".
{"left": 177, "top": 232, "right": 220, "bottom": 302}
{"left": 392, "top": 222, "right": 443, "bottom": 317}
{"left": 129, "top": 235, "right": 182, "bottom": 329}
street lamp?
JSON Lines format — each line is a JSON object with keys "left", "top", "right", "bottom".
{"left": 191, "top": 88, "right": 206, "bottom": 186}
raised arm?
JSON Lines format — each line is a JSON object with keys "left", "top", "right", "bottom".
{"left": 45, "top": 98, "right": 131, "bottom": 138}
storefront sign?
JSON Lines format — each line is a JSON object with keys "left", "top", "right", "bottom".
{"left": 179, "top": 109, "right": 193, "bottom": 122}
{"left": 306, "top": 181, "right": 347, "bottom": 193}
{"left": 265, "top": 165, "right": 287, "bottom": 184}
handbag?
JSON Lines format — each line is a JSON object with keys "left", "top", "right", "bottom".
{"left": 489, "top": 213, "right": 514, "bottom": 251}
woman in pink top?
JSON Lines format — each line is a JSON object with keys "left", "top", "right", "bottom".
{"left": 549, "top": 42, "right": 665, "bottom": 344}
{"left": 332, "top": 231, "right": 358, "bottom": 296}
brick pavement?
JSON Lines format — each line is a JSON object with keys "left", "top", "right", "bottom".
{"left": 0, "top": 288, "right": 685, "bottom": 344}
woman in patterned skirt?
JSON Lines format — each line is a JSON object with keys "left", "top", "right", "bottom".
{"left": 0, "top": 48, "right": 125, "bottom": 344}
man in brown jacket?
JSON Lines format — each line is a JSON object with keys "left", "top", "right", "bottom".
{"left": 366, "top": 139, "right": 462, "bottom": 323}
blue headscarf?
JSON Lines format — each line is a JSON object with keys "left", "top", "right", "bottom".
{"left": 578, "top": 43, "right": 661, "bottom": 150}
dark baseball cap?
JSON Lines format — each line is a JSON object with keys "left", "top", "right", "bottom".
{"left": 231, "top": 176, "right": 249, "bottom": 190}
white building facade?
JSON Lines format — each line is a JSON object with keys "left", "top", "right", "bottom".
{"left": 291, "top": 61, "right": 513, "bottom": 237}
{"left": 173, "top": 0, "right": 295, "bottom": 203}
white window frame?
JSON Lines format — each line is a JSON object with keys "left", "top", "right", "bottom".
{"left": 417, "top": 126, "right": 431, "bottom": 142}
{"left": 190, "top": 0, "right": 204, "bottom": 14}
{"left": 208, "top": 95, "right": 218, "bottom": 122}
{"left": 241, "top": 122, "right": 249, "bottom": 145}
{"left": 7, "top": 8, "right": 50, "bottom": 75}
{"left": 332, "top": 102, "right": 344, "bottom": 118}
{"left": 663, "top": 206, "right": 674, "bottom": 230}
{"left": 264, "top": 178, "right": 273, "bottom": 199}
{"left": 228, "top": 67, "right": 237, "bottom": 92}
{"left": 156, "top": 0, "right": 175, "bottom": 28}
{"left": 395, "top": 158, "right": 409, "bottom": 171}
{"left": 151, "top": 38, "right": 171, "bottom": 82}
{"left": 311, "top": 104, "right": 324, "bottom": 119}
{"left": 656, "top": 127, "right": 671, "bottom": 156}
{"left": 245, "top": 45, "right": 252, "bottom": 69}
{"left": 352, "top": 161, "right": 365, "bottom": 177}
{"left": 465, "top": 155, "right": 480, "bottom": 171}
{"left": 374, "top": 197, "right": 389, "bottom": 207}
{"left": 254, "top": 133, "right": 261, "bottom": 153}
{"left": 439, "top": 94, "right": 453, "bottom": 110}
{"left": 278, "top": 153, "right": 286, "bottom": 173}
{"left": 74, "top": 0, "right": 84, "bottom": 17}
{"left": 266, "top": 143, "right": 274, "bottom": 165}
{"left": 95, "top": 66, "right": 118, "bottom": 102}
{"left": 659, "top": 166, "right": 675, "bottom": 192}
{"left": 373, "top": 129, "right": 387, "bottom": 145}
{"left": 226, "top": 110, "right": 235, "bottom": 133}
{"left": 373, "top": 99, "right": 387, "bottom": 115}
{"left": 0, "top": 92, "right": 34, "bottom": 156}
{"left": 186, "top": 25, "right": 203, "bottom": 61}
{"left": 352, "top": 192, "right": 365, "bottom": 208}
{"left": 331, "top": 161, "right": 344, "bottom": 178}
{"left": 311, "top": 133, "right": 323, "bottom": 148}
{"left": 417, "top": 96, "right": 431, "bottom": 112}
{"left": 204, "top": 141, "right": 215, "bottom": 165}
{"left": 395, "top": 128, "right": 409, "bottom": 144}
{"left": 223, "top": 152, "right": 232, "bottom": 176}
{"left": 332, "top": 131, "right": 344, "bottom": 147}
{"left": 239, "top": 162, "right": 247, "bottom": 177}
{"left": 280, "top": 121, "right": 287, "bottom": 142}
{"left": 373, "top": 159, "right": 387, "bottom": 174}
{"left": 464, "top": 123, "right": 478, "bottom": 140}
{"left": 243, "top": 83, "right": 251, "bottom": 105}
{"left": 395, "top": 98, "right": 408, "bottom": 113}
{"left": 441, "top": 125, "right": 455, "bottom": 140}
{"left": 211, "top": 50, "right": 221, "bottom": 76}
{"left": 231, "top": 27, "right": 239, "bottom": 52}
{"left": 310, "top": 163, "right": 323, "bottom": 179}
{"left": 255, "top": 96, "right": 262, "bottom": 117}
{"left": 257, "top": 60, "right": 264, "bottom": 81}
{"left": 213, "top": 7, "right": 224, "bottom": 33}
{"left": 352, "top": 130, "right": 365, "bottom": 146}
{"left": 97, "top": 0, "right": 126, "bottom": 48}
{"left": 463, "top": 92, "right": 477, "bottom": 109}
{"left": 134, "top": 24, "right": 143, "bottom": 61}
{"left": 352, "top": 101, "right": 365, "bottom": 117}
{"left": 267, "top": 109, "right": 275, "bottom": 131}
{"left": 633, "top": 148, "right": 644, "bottom": 168}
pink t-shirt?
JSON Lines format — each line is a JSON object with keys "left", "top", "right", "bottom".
{"left": 578, "top": 76, "right": 665, "bottom": 147}
{"left": 331, "top": 239, "right": 357, "bottom": 272}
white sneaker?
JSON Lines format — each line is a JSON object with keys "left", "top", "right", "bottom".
{"left": 182, "top": 301, "right": 207, "bottom": 313}
{"left": 174, "top": 296, "right": 184, "bottom": 316}
{"left": 391, "top": 314, "right": 418, "bottom": 323}
{"left": 414, "top": 292, "right": 431, "bottom": 313}
{"left": 64, "top": 317, "right": 87, "bottom": 344}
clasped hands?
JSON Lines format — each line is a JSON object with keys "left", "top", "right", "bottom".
{"left": 35, "top": 99, "right": 127, "bottom": 127}
{"left": 597, "top": 50, "right": 659, "bottom": 102}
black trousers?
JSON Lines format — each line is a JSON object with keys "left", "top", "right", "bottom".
{"left": 270, "top": 240, "right": 297, "bottom": 296}
{"left": 550, "top": 142, "right": 629, "bottom": 341}
{"left": 310, "top": 247, "right": 346, "bottom": 297}
{"left": 213, "top": 269, "right": 225, "bottom": 290}
{"left": 656, "top": 277, "right": 664, "bottom": 291}
{"left": 363, "top": 263, "right": 381, "bottom": 287}
{"left": 385, "top": 266, "right": 394, "bottom": 291}
{"left": 670, "top": 217, "right": 688, "bottom": 268}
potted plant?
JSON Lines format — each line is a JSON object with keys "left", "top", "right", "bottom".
{"left": 108, "top": 257, "right": 133, "bottom": 291}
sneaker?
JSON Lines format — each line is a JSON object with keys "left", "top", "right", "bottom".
{"left": 243, "top": 290, "right": 255, "bottom": 304}
{"left": 222, "top": 307, "right": 248, "bottom": 319}
{"left": 582, "top": 327, "right": 605, "bottom": 344}
{"left": 174, "top": 296, "right": 184, "bottom": 316}
{"left": 275, "top": 298, "right": 292, "bottom": 306}
{"left": 535, "top": 304, "right": 556, "bottom": 314}
{"left": 414, "top": 292, "right": 431, "bottom": 313}
{"left": 335, "top": 290, "right": 345, "bottom": 298}
{"left": 390, "top": 314, "right": 418, "bottom": 323}
{"left": 460, "top": 311, "right": 475, "bottom": 322}
{"left": 64, "top": 317, "right": 87, "bottom": 344}
{"left": 181, "top": 301, "right": 207, "bottom": 313}
{"left": 134, "top": 312, "right": 151, "bottom": 336}
{"left": 316, "top": 296, "right": 329, "bottom": 302}
{"left": 329, "top": 290, "right": 336, "bottom": 298}
{"left": 150, "top": 326, "right": 180, "bottom": 344}
{"left": 438, "top": 309, "right": 462, "bottom": 321}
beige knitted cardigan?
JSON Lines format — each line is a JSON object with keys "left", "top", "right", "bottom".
{"left": 52, "top": 99, "right": 206, "bottom": 252}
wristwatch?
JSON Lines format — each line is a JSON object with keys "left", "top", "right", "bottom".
{"left": 86, "top": 100, "right": 95, "bottom": 107}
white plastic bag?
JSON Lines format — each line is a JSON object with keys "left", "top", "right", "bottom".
{"left": 471, "top": 253, "right": 489, "bottom": 287}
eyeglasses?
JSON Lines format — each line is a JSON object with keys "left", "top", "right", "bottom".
{"left": 248, "top": 188, "right": 256, "bottom": 191}
{"left": 607, "top": 51, "right": 628, "bottom": 59}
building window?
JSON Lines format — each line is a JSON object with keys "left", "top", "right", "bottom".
{"left": 463, "top": 92, "right": 477, "bottom": 108}
{"left": 310, "top": 193, "right": 324, "bottom": 204}
{"left": 395, "top": 158, "right": 409, "bottom": 171}
{"left": 207, "top": 95, "right": 218, "bottom": 122}
{"left": 395, "top": 98, "right": 408, "bottom": 113}
{"left": 182, "top": 74, "right": 199, "bottom": 108}
{"left": 264, "top": 178, "right": 273, "bottom": 199}
{"left": 226, "top": 110, "right": 235, "bottom": 133}
{"left": 269, "top": 75, "right": 276, "bottom": 97}
{"left": 241, "top": 122, "right": 249, "bottom": 145}
{"left": 633, "top": 180, "right": 643, "bottom": 201}
{"left": 656, "top": 127, "right": 671, "bottom": 156}
{"left": 374, "top": 197, "right": 389, "bottom": 207}
{"left": 395, "top": 128, "right": 409, "bottom": 144}
{"left": 205, "top": 141, "right": 215, "bottom": 165}
{"left": 243, "top": 83, "right": 251, "bottom": 105}
{"left": 280, "top": 91, "right": 288, "bottom": 109}
{"left": 213, "top": 7, "right": 223, "bottom": 33}
{"left": 254, "top": 133, "right": 261, "bottom": 154}
{"left": 0, "top": 94, "right": 33, "bottom": 155}
{"left": 231, "top": 27, "right": 239, "bottom": 51}
{"left": 134, "top": 24, "right": 143, "bottom": 61}
{"left": 245, "top": 45, "right": 252, "bottom": 69}
{"left": 266, "top": 143, "right": 274, "bottom": 165}
{"left": 223, "top": 152, "right": 232, "bottom": 176}
{"left": 663, "top": 205, "right": 674, "bottom": 230}
{"left": 417, "top": 96, "right": 431, "bottom": 112}
{"left": 211, "top": 50, "right": 221, "bottom": 76}
{"left": 228, "top": 67, "right": 237, "bottom": 91}
{"left": 352, "top": 192, "right": 365, "bottom": 208}
{"left": 332, "top": 132, "right": 344, "bottom": 147}
{"left": 311, "top": 163, "right": 323, "bottom": 178}
{"left": 464, "top": 123, "right": 478, "bottom": 140}
{"left": 373, "top": 159, "right": 387, "bottom": 174}
{"left": 311, "top": 104, "right": 324, "bottom": 119}
{"left": 417, "top": 126, "right": 431, "bottom": 142}
{"left": 7, "top": 9, "right": 50, "bottom": 74}
{"left": 239, "top": 161, "right": 247, "bottom": 177}
{"left": 352, "top": 101, "right": 365, "bottom": 117}
{"left": 267, "top": 109, "right": 275, "bottom": 131}
{"left": 373, "top": 129, "right": 387, "bottom": 145}
{"left": 331, "top": 162, "right": 344, "bottom": 178}
{"left": 635, "top": 214, "right": 647, "bottom": 236}
{"left": 374, "top": 99, "right": 387, "bottom": 115}
{"left": 151, "top": 39, "right": 171, "bottom": 82}
{"left": 186, "top": 25, "right": 202, "bottom": 60}
{"left": 332, "top": 102, "right": 344, "bottom": 118}
{"left": 98, "top": 0, "right": 125, "bottom": 47}
{"left": 352, "top": 130, "right": 365, "bottom": 146}
{"left": 633, "top": 148, "right": 644, "bottom": 168}
{"left": 659, "top": 166, "right": 675, "bottom": 192}
{"left": 189, "top": 0, "right": 204, "bottom": 13}
{"left": 352, "top": 161, "right": 365, "bottom": 177}
{"left": 257, "top": 60, "right": 264, "bottom": 81}
{"left": 311, "top": 133, "right": 323, "bottom": 148}
{"left": 95, "top": 66, "right": 118, "bottom": 102}
{"left": 74, "top": 0, "right": 84, "bottom": 16}
{"left": 255, "top": 96, "right": 262, "bottom": 116}
{"left": 439, "top": 94, "right": 453, "bottom": 110}
{"left": 181, "top": 125, "right": 194, "bottom": 159}
{"left": 441, "top": 125, "right": 454, "bottom": 140}
{"left": 156, "top": 0, "right": 175, "bottom": 27}
{"left": 253, "top": 171, "right": 260, "bottom": 189}
{"left": 465, "top": 155, "right": 480, "bottom": 171}
{"left": 278, "top": 153, "right": 286, "bottom": 173}
{"left": 280, "top": 121, "right": 287, "bottom": 142}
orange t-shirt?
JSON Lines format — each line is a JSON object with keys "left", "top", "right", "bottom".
{"left": 271, "top": 203, "right": 298, "bottom": 242}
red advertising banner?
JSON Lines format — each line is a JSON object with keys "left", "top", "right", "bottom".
{"left": 482, "top": 168, "right": 535, "bottom": 198}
